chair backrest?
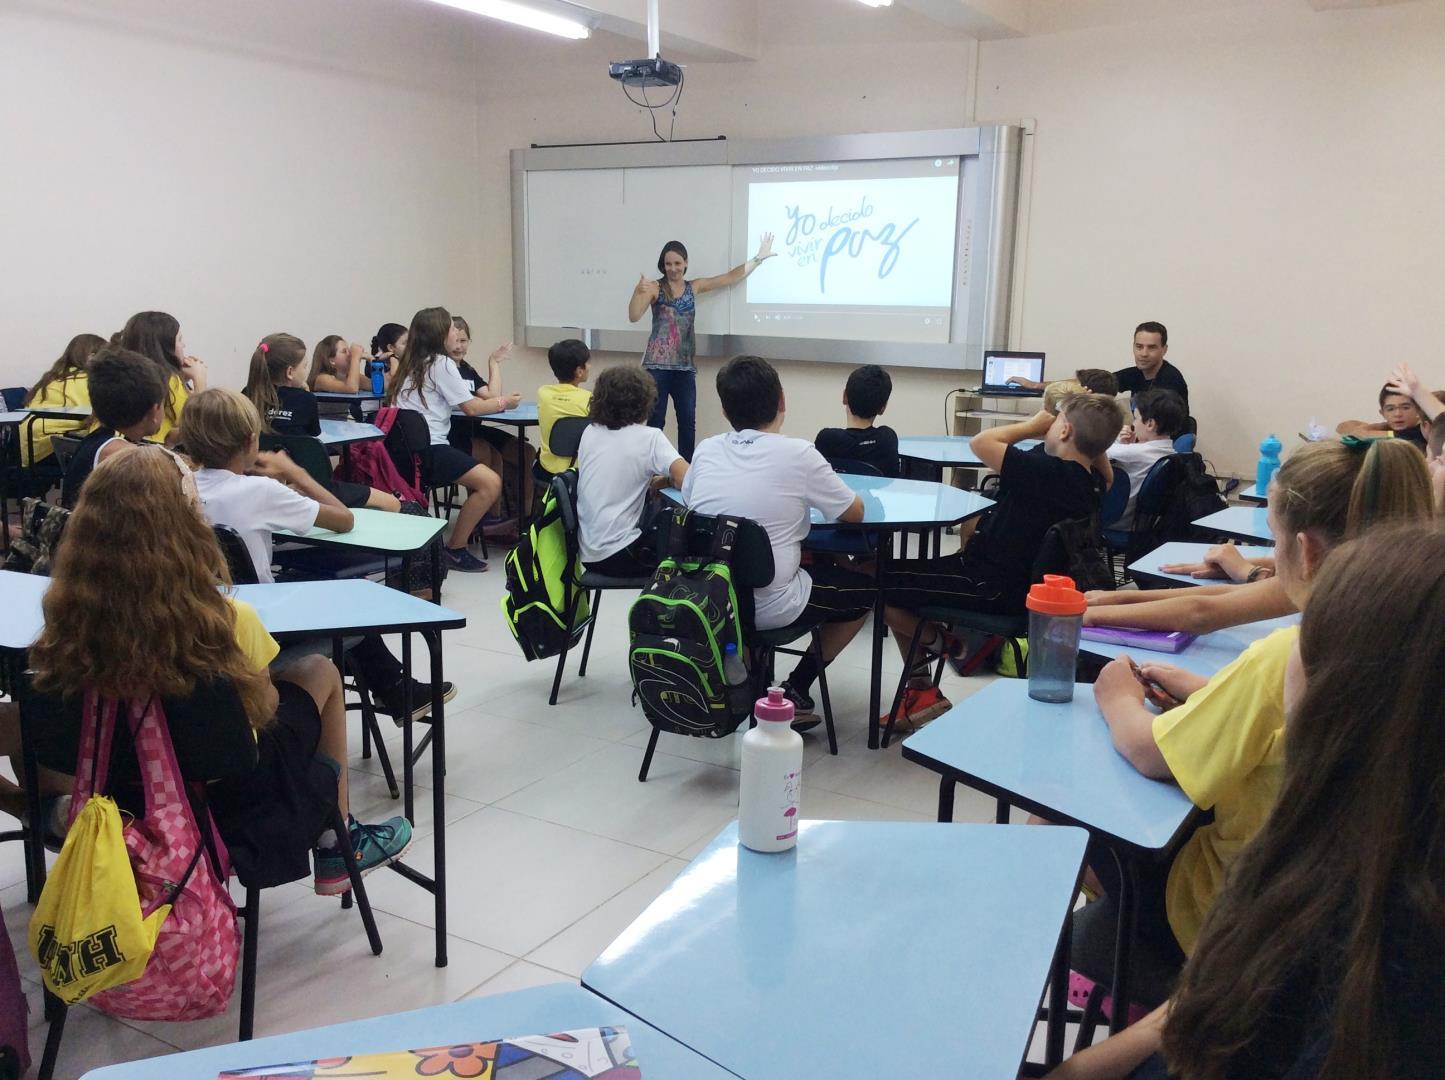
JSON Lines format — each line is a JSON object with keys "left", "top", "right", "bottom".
{"left": 213, "top": 524, "right": 260, "bottom": 585}
{"left": 1, "top": 387, "right": 25, "bottom": 411}
{"left": 1033, "top": 514, "right": 1114, "bottom": 593}
{"left": 260, "top": 433, "right": 333, "bottom": 488}
{"left": 550, "top": 470, "right": 582, "bottom": 555}
{"left": 1172, "top": 432, "right": 1196, "bottom": 453}
{"left": 384, "top": 408, "right": 432, "bottom": 483}
{"left": 826, "top": 457, "right": 885, "bottom": 478}
{"left": 654, "top": 509, "right": 775, "bottom": 590}
{"left": 548, "top": 416, "right": 590, "bottom": 465}
{"left": 49, "top": 433, "right": 83, "bottom": 471}
{"left": 1098, "top": 466, "right": 1131, "bottom": 528}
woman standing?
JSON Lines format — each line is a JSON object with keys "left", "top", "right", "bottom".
{"left": 627, "top": 234, "right": 775, "bottom": 459}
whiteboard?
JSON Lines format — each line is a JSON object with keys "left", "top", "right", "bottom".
{"left": 525, "top": 165, "right": 733, "bottom": 335}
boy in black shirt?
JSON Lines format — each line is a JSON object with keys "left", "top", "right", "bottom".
{"left": 814, "top": 364, "right": 899, "bottom": 477}
{"left": 881, "top": 393, "right": 1122, "bottom": 727}
{"left": 1115, "top": 321, "right": 1189, "bottom": 413}
{"left": 62, "top": 348, "right": 168, "bottom": 508}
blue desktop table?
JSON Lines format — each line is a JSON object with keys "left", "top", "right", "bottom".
{"left": 1081, "top": 613, "right": 1299, "bottom": 678}
{"left": 318, "top": 418, "right": 385, "bottom": 447}
{"left": 901, "top": 680, "right": 1198, "bottom": 1036}
{"left": 898, "top": 433, "right": 1042, "bottom": 470}
{"left": 1237, "top": 482, "right": 1266, "bottom": 504}
{"left": 458, "top": 401, "right": 538, "bottom": 531}
{"left": 1192, "top": 505, "right": 1273, "bottom": 544}
{"left": 79, "top": 983, "right": 733, "bottom": 1079}
{"left": 584, "top": 820, "right": 1088, "bottom": 1078}
{"left": 1127, "top": 541, "right": 1275, "bottom": 587}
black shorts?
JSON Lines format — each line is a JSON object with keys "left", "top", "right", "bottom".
{"left": 209, "top": 681, "right": 337, "bottom": 889}
{"left": 422, "top": 443, "right": 477, "bottom": 486}
{"left": 449, "top": 417, "right": 514, "bottom": 454}
{"left": 328, "top": 477, "right": 373, "bottom": 508}
{"left": 880, "top": 552, "right": 1017, "bottom": 617}
{"left": 796, "top": 564, "right": 876, "bottom": 625}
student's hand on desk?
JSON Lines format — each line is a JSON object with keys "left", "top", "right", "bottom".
{"left": 497, "top": 392, "right": 523, "bottom": 411}
{"left": 1094, "top": 657, "right": 1147, "bottom": 707}
{"left": 1137, "top": 662, "right": 1208, "bottom": 702}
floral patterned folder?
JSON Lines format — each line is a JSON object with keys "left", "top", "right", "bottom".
{"left": 218, "top": 1025, "right": 641, "bottom": 1079}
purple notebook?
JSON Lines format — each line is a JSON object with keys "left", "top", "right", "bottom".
{"left": 1080, "top": 626, "right": 1197, "bottom": 654}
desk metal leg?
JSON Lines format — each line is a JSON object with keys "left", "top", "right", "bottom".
{"left": 936, "top": 775, "right": 955, "bottom": 823}
{"left": 867, "top": 534, "right": 893, "bottom": 750}
{"left": 514, "top": 432, "right": 527, "bottom": 532}
{"left": 425, "top": 630, "right": 447, "bottom": 966}
{"left": 1045, "top": 905, "right": 1072, "bottom": 1066}
{"left": 430, "top": 542, "right": 442, "bottom": 605}
{"left": 1109, "top": 849, "right": 1138, "bottom": 1036}
{"left": 995, "top": 798, "right": 1010, "bottom": 825}
{"left": 401, "top": 632, "right": 414, "bottom": 824}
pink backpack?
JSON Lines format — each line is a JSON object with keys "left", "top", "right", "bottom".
{"left": 338, "top": 406, "right": 426, "bottom": 505}
{"left": 72, "top": 693, "right": 240, "bottom": 1021}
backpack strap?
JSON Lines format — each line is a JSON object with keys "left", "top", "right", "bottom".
{"left": 662, "top": 508, "right": 692, "bottom": 560}
{"left": 69, "top": 691, "right": 118, "bottom": 827}
{"left": 126, "top": 695, "right": 215, "bottom": 866}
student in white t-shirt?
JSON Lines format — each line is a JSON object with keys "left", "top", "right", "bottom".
{"left": 683, "top": 356, "right": 874, "bottom": 726}
{"left": 577, "top": 366, "right": 688, "bottom": 577}
{"left": 182, "top": 388, "right": 453, "bottom": 722}
{"left": 387, "top": 307, "right": 503, "bottom": 572}
{"left": 1106, "top": 388, "right": 1187, "bottom": 529}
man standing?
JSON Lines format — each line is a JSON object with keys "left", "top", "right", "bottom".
{"left": 1115, "top": 321, "right": 1189, "bottom": 413}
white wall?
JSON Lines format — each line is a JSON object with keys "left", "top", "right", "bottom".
{"left": 979, "top": 0, "right": 1445, "bottom": 473}
{"left": 0, "top": 0, "right": 486, "bottom": 391}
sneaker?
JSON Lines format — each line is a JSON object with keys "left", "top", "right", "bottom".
{"left": 314, "top": 815, "right": 415, "bottom": 896}
{"left": 444, "top": 546, "right": 488, "bottom": 573}
{"left": 882, "top": 686, "right": 953, "bottom": 736}
{"left": 779, "top": 681, "right": 821, "bottom": 733}
{"left": 378, "top": 679, "right": 457, "bottom": 726}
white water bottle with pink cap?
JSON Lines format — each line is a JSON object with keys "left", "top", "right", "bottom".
{"left": 738, "top": 687, "right": 803, "bottom": 852}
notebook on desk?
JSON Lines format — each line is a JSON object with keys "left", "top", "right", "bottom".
{"left": 1080, "top": 626, "right": 1197, "bottom": 654}
{"left": 973, "top": 351, "right": 1045, "bottom": 396}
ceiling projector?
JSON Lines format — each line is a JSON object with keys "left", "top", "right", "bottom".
{"left": 609, "top": 57, "right": 682, "bottom": 88}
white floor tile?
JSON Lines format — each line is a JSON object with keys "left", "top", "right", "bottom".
{"left": 525, "top": 859, "right": 688, "bottom": 977}
{"left": 461, "top": 959, "right": 573, "bottom": 999}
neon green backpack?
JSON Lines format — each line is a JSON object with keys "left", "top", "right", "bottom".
{"left": 500, "top": 474, "right": 590, "bottom": 661}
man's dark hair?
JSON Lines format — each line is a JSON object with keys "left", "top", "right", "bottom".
{"left": 716, "top": 355, "right": 782, "bottom": 431}
{"left": 1135, "top": 321, "right": 1169, "bottom": 347}
{"left": 88, "top": 347, "right": 168, "bottom": 430}
{"left": 844, "top": 364, "right": 892, "bottom": 420}
{"left": 1135, "top": 388, "right": 1186, "bottom": 440}
{"left": 547, "top": 338, "right": 590, "bottom": 382}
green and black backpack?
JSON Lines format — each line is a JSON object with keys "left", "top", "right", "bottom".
{"left": 500, "top": 475, "right": 589, "bottom": 661}
{"left": 628, "top": 510, "right": 752, "bottom": 739}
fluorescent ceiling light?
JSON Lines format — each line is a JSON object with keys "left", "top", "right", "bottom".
{"left": 857, "top": 0, "right": 894, "bottom": 7}
{"left": 421, "top": 0, "right": 591, "bottom": 39}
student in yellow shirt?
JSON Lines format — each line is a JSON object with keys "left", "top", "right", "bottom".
{"left": 19, "top": 333, "right": 104, "bottom": 467}
{"left": 536, "top": 339, "right": 592, "bottom": 477}
{"left": 1075, "top": 438, "right": 1432, "bottom": 1005}
{"left": 10, "top": 445, "right": 411, "bottom": 894}
{"left": 117, "top": 310, "right": 209, "bottom": 446}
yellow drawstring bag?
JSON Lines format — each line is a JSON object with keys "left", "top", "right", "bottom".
{"left": 29, "top": 794, "right": 168, "bottom": 1004}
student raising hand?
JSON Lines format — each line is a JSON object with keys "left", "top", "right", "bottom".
{"left": 1387, "top": 361, "right": 1444, "bottom": 422}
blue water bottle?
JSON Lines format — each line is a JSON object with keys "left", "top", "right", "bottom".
{"left": 1256, "top": 433, "right": 1282, "bottom": 494}
{"left": 369, "top": 358, "right": 385, "bottom": 396}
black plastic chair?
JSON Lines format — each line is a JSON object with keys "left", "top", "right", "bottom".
{"left": 260, "top": 433, "right": 334, "bottom": 488}
{"left": 389, "top": 408, "right": 486, "bottom": 558}
{"left": 20, "top": 674, "right": 383, "bottom": 1079}
{"left": 1098, "top": 469, "right": 1132, "bottom": 585}
{"left": 548, "top": 415, "right": 589, "bottom": 464}
{"left": 636, "top": 509, "right": 841, "bottom": 779}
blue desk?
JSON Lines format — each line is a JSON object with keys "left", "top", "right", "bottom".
{"left": 313, "top": 389, "right": 382, "bottom": 402}
{"left": 235, "top": 579, "right": 465, "bottom": 966}
{"left": 898, "top": 434, "right": 1042, "bottom": 468}
{"left": 460, "top": 401, "right": 539, "bottom": 531}
{"left": 0, "top": 568, "right": 47, "bottom": 651}
{"left": 1081, "top": 613, "right": 1299, "bottom": 678}
{"left": 584, "top": 820, "right": 1088, "bottom": 1078}
{"left": 1128, "top": 541, "right": 1275, "bottom": 586}
{"left": 901, "top": 680, "right": 1198, "bottom": 1037}
{"left": 276, "top": 507, "right": 449, "bottom": 603}
{"left": 1192, "top": 505, "right": 1273, "bottom": 544}
{"left": 79, "top": 983, "right": 732, "bottom": 1079}
{"left": 318, "top": 418, "right": 384, "bottom": 447}
{"left": 1237, "top": 483, "right": 1266, "bottom": 504}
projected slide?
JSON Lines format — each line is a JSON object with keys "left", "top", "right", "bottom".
{"left": 733, "top": 157, "right": 960, "bottom": 344}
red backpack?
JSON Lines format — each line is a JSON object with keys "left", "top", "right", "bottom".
{"left": 338, "top": 406, "right": 426, "bottom": 505}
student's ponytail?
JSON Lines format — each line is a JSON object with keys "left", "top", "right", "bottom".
{"left": 242, "top": 333, "right": 306, "bottom": 433}
{"left": 1346, "top": 438, "right": 1435, "bottom": 535}
{"left": 1272, "top": 439, "right": 1433, "bottom": 548}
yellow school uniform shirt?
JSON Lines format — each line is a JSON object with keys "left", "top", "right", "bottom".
{"left": 20, "top": 374, "right": 91, "bottom": 465}
{"left": 150, "top": 374, "right": 190, "bottom": 445}
{"left": 537, "top": 382, "right": 593, "bottom": 473}
{"left": 1153, "top": 626, "right": 1294, "bottom": 955}
{"left": 230, "top": 597, "right": 280, "bottom": 670}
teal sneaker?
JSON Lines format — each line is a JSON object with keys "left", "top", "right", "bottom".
{"left": 314, "top": 815, "right": 415, "bottom": 895}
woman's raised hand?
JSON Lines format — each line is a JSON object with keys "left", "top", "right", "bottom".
{"left": 635, "top": 274, "right": 660, "bottom": 300}
{"left": 755, "top": 233, "right": 776, "bottom": 261}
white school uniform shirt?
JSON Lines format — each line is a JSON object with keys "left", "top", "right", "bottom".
{"left": 682, "top": 430, "right": 856, "bottom": 630}
{"left": 576, "top": 423, "right": 680, "bottom": 565}
{"left": 1106, "top": 437, "right": 1176, "bottom": 529}
{"left": 193, "top": 468, "right": 320, "bottom": 585}
{"left": 391, "top": 354, "right": 475, "bottom": 445}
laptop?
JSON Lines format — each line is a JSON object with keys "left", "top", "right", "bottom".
{"left": 976, "top": 351, "right": 1045, "bottom": 396}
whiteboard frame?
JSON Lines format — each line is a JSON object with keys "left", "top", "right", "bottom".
{"left": 510, "top": 126, "right": 1023, "bottom": 371}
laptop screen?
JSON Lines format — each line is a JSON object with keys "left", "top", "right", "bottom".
{"left": 983, "top": 351, "right": 1045, "bottom": 387}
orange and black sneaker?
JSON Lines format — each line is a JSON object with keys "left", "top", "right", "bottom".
{"left": 882, "top": 686, "right": 953, "bottom": 736}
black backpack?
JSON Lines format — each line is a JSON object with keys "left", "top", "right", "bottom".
{"left": 1038, "top": 514, "right": 1115, "bottom": 594}
{"left": 1135, "top": 452, "right": 1226, "bottom": 549}
{"left": 628, "top": 510, "right": 752, "bottom": 740}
